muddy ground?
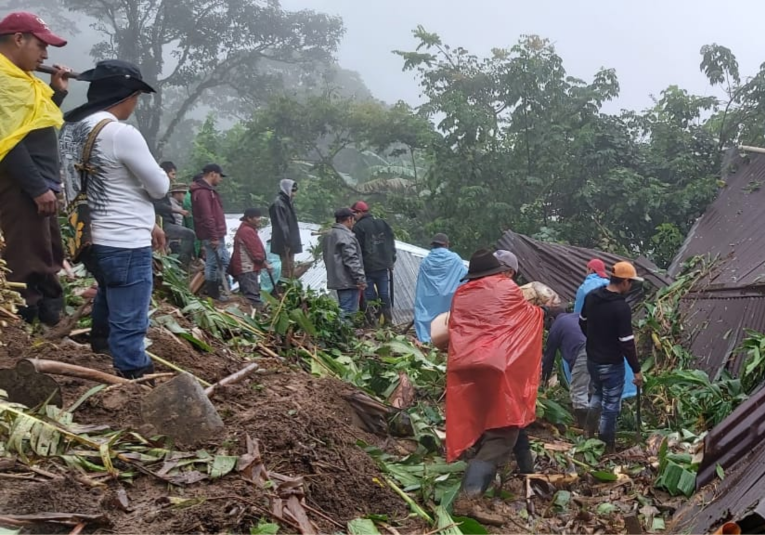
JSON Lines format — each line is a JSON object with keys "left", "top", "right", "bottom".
{"left": 0, "top": 322, "right": 413, "bottom": 534}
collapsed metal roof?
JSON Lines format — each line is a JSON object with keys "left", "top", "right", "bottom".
{"left": 496, "top": 229, "right": 671, "bottom": 306}
{"left": 669, "top": 149, "right": 765, "bottom": 378}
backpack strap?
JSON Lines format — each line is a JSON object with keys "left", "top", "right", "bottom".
{"left": 73, "top": 118, "right": 113, "bottom": 192}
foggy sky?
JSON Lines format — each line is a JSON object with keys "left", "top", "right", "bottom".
{"left": 283, "top": 0, "right": 765, "bottom": 113}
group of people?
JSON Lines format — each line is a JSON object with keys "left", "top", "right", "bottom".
{"left": 0, "top": 11, "right": 304, "bottom": 379}
{"left": 323, "top": 201, "right": 396, "bottom": 323}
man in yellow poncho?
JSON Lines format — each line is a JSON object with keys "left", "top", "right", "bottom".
{"left": 0, "top": 12, "right": 70, "bottom": 326}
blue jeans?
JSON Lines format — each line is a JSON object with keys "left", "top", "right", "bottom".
{"left": 203, "top": 239, "right": 230, "bottom": 282}
{"left": 364, "top": 269, "right": 391, "bottom": 309}
{"left": 337, "top": 288, "right": 360, "bottom": 319}
{"left": 85, "top": 245, "right": 153, "bottom": 374}
{"left": 588, "top": 360, "right": 625, "bottom": 445}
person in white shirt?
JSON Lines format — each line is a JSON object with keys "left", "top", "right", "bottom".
{"left": 59, "top": 59, "right": 168, "bottom": 379}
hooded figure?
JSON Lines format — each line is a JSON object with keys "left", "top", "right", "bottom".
{"left": 268, "top": 178, "right": 302, "bottom": 278}
{"left": 413, "top": 234, "right": 467, "bottom": 343}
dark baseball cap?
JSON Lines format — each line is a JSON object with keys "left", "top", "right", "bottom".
{"left": 334, "top": 207, "right": 355, "bottom": 220}
{"left": 431, "top": 233, "right": 449, "bottom": 246}
{"left": 240, "top": 208, "right": 262, "bottom": 221}
{"left": 0, "top": 12, "right": 67, "bottom": 47}
{"left": 202, "top": 163, "right": 226, "bottom": 177}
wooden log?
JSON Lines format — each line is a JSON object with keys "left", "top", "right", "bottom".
{"left": 204, "top": 362, "right": 260, "bottom": 396}
{"left": 28, "top": 359, "right": 129, "bottom": 385}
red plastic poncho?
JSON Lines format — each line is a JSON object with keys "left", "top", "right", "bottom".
{"left": 445, "top": 274, "right": 544, "bottom": 462}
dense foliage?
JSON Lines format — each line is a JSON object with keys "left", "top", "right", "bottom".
{"left": 182, "top": 32, "right": 765, "bottom": 267}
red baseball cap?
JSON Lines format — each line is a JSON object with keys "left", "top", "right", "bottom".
{"left": 0, "top": 12, "right": 67, "bottom": 47}
{"left": 587, "top": 258, "right": 607, "bottom": 279}
{"left": 351, "top": 200, "right": 369, "bottom": 213}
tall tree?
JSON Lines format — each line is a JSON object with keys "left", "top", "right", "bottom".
{"left": 14, "top": 0, "right": 344, "bottom": 156}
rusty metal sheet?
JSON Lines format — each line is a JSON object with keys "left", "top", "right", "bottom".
{"left": 670, "top": 148, "right": 765, "bottom": 288}
{"left": 495, "top": 229, "right": 671, "bottom": 306}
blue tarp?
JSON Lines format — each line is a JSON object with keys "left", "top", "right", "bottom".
{"left": 414, "top": 248, "right": 468, "bottom": 343}
{"left": 260, "top": 241, "right": 282, "bottom": 294}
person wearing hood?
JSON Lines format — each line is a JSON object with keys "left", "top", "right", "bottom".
{"left": 268, "top": 179, "right": 301, "bottom": 279}
{"left": 413, "top": 234, "right": 467, "bottom": 343}
{"left": 574, "top": 259, "right": 609, "bottom": 314}
{"left": 0, "top": 12, "right": 71, "bottom": 326}
{"left": 190, "top": 163, "right": 229, "bottom": 301}
{"left": 579, "top": 262, "right": 644, "bottom": 452}
{"left": 58, "top": 59, "right": 168, "bottom": 379}
{"left": 323, "top": 208, "right": 366, "bottom": 319}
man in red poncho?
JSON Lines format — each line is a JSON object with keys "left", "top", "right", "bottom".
{"left": 447, "top": 249, "right": 544, "bottom": 512}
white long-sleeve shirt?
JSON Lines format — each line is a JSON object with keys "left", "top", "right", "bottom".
{"left": 60, "top": 111, "right": 169, "bottom": 249}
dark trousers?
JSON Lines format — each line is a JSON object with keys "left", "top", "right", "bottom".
{"left": 237, "top": 271, "right": 262, "bottom": 308}
{"left": 588, "top": 360, "right": 625, "bottom": 445}
{"left": 0, "top": 180, "right": 64, "bottom": 315}
{"left": 164, "top": 223, "right": 195, "bottom": 267}
{"left": 84, "top": 245, "right": 153, "bottom": 375}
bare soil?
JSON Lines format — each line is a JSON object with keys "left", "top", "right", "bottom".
{"left": 0, "top": 322, "right": 412, "bottom": 534}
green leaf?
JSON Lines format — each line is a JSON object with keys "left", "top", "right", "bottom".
{"left": 597, "top": 503, "right": 617, "bottom": 515}
{"left": 290, "top": 308, "right": 318, "bottom": 337}
{"left": 347, "top": 518, "right": 380, "bottom": 535}
{"left": 0, "top": 528, "right": 21, "bottom": 535}
{"left": 67, "top": 384, "right": 107, "bottom": 413}
{"left": 178, "top": 332, "right": 213, "bottom": 352}
{"left": 652, "top": 517, "right": 666, "bottom": 532}
{"left": 210, "top": 455, "right": 238, "bottom": 479}
{"left": 250, "top": 521, "right": 280, "bottom": 535}
{"left": 591, "top": 470, "right": 618, "bottom": 482}
{"left": 452, "top": 517, "right": 489, "bottom": 534}
{"left": 655, "top": 460, "right": 696, "bottom": 497}
{"left": 716, "top": 463, "right": 725, "bottom": 480}
{"left": 553, "top": 490, "right": 571, "bottom": 509}
{"left": 434, "top": 505, "right": 463, "bottom": 535}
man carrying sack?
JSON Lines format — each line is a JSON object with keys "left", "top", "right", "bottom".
{"left": 447, "top": 249, "right": 544, "bottom": 522}
{"left": 0, "top": 12, "right": 70, "bottom": 326}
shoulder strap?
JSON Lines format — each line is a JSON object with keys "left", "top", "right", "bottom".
{"left": 77, "top": 118, "right": 113, "bottom": 191}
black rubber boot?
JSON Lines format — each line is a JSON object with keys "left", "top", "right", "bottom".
{"left": 382, "top": 306, "right": 393, "bottom": 325}
{"left": 17, "top": 304, "right": 39, "bottom": 324}
{"left": 515, "top": 448, "right": 535, "bottom": 474}
{"left": 584, "top": 409, "right": 601, "bottom": 439}
{"left": 38, "top": 296, "right": 64, "bottom": 327}
{"left": 460, "top": 459, "right": 497, "bottom": 497}
{"left": 117, "top": 362, "right": 156, "bottom": 384}
{"left": 205, "top": 280, "right": 221, "bottom": 300}
{"left": 575, "top": 409, "right": 589, "bottom": 429}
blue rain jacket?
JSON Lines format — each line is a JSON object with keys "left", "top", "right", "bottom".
{"left": 414, "top": 248, "right": 468, "bottom": 343}
{"left": 260, "top": 242, "right": 282, "bottom": 294}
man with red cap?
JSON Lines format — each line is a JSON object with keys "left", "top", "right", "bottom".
{"left": 351, "top": 200, "right": 396, "bottom": 325}
{"left": 0, "top": 12, "right": 70, "bottom": 326}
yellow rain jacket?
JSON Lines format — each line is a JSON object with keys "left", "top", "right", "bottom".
{"left": 0, "top": 53, "right": 63, "bottom": 162}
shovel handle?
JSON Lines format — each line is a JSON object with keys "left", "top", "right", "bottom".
{"left": 635, "top": 385, "right": 642, "bottom": 441}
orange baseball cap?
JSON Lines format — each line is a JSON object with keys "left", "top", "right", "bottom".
{"left": 612, "top": 261, "right": 644, "bottom": 282}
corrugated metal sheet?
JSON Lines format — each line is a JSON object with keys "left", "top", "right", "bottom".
{"left": 669, "top": 149, "right": 765, "bottom": 288}
{"left": 672, "top": 435, "right": 765, "bottom": 534}
{"left": 495, "top": 229, "right": 671, "bottom": 306}
{"left": 679, "top": 292, "right": 765, "bottom": 378}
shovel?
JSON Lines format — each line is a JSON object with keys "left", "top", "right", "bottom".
{"left": 635, "top": 385, "right": 642, "bottom": 443}
{"left": 0, "top": 360, "right": 63, "bottom": 408}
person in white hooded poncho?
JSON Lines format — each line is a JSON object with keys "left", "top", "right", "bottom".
{"left": 268, "top": 179, "right": 301, "bottom": 279}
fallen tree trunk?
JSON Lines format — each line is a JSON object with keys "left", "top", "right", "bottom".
{"left": 204, "top": 362, "right": 260, "bottom": 397}
{"left": 28, "top": 359, "right": 129, "bottom": 385}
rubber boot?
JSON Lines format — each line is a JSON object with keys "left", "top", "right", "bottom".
{"left": 574, "top": 408, "right": 589, "bottom": 429}
{"left": 584, "top": 408, "right": 601, "bottom": 439}
{"left": 38, "top": 296, "right": 64, "bottom": 327}
{"left": 515, "top": 448, "right": 535, "bottom": 474}
{"left": 382, "top": 306, "right": 393, "bottom": 326}
{"left": 460, "top": 459, "right": 497, "bottom": 497}
{"left": 17, "top": 304, "right": 39, "bottom": 325}
{"left": 117, "top": 362, "right": 155, "bottom": 384}
{"left": 205, "top": 280, "right": 221, "bottom": 300}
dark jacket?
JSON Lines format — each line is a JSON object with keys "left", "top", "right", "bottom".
{"left": 153, "top": 196, "right": 174, "bottom": 228}
{"left": 542, "top": 312, "right": 586, "bottom": 381}
{"left": 579, "top": 287, "right": 640, "bottom": 373}
{"left": 0, "top": 89, "right": 67, "bottom": 198}
{"left": 230, "top": 222, "right": 266, "bottom": 277}
{"left": 190, "top": 180, "right": 226, "bottom": 241}
{"left": 323, "top": 223, "right": 365, "bottom": 290}
{"left": 352, "top": 213, "right": 396, "bottom": 272}
{"left": 269, "top": 190, "right": 302, "bottom": 256}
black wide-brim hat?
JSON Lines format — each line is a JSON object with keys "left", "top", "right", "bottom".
{"left": 64, "top": 59, "right": 156, "bottom": 123}
{"left": 462, "top": 248, "right": 510, "bottom": 281}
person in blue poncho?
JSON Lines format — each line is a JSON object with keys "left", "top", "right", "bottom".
{"left": 414, "top": 234, "right": 468, "bottom": 343}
